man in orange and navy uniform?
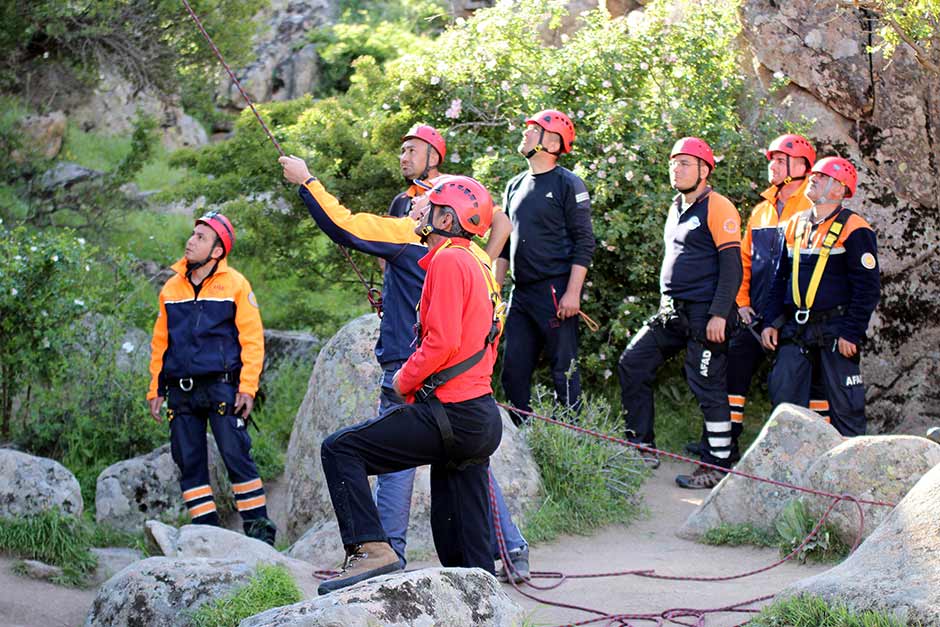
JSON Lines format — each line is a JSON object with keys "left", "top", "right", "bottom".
{"left": 717, "top": 134, "right": 829, "bottom": 460}
{"left": 147, "top": 211, "right": 276, "bottom": 545}
{"left": 761, "top": 157, "right": 879, "bottom": 436}
{"left": 317, "top": 176, "right": 504, "bottom": 594}
{"left": 617, "top": 137, "right": 742, "bottom": 489}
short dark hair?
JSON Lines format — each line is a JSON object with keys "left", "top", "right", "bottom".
{"left": 436, "top": 205, "right": 473, "bottom": 239}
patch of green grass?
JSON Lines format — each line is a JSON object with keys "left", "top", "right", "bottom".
{"left": 750, "top": 594, "right": 918, "bottom": 627}
{"left": 521, "top": 390, "right": 648, "bottom": 543}
{"left": 0, "top": 510, "right": 98, "bottom": 586}
{"left": 59, "top": 123, "right": 187, "bottom": 192}
{"left": 702, "top": 523, "right": 778, "bottom": 548}
{"left": 775, "top": 498, "right": 850, "bottom": 564}
{"left": 188, "top": 564, "right": 302, "bottom": 627}
{"left": 249, "top": 358, "right": 314, "bottom": 481}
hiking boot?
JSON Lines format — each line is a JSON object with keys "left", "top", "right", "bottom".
{"left": 675, "top": 465, "right": 727, "bottom": 490}
{"left": 243, "top": 517, "right": 277, "bottom": 547}
{"left": 495, "top": 545, "right": 530, "bottom": 583}
{"left": 316, "top": 541, "right": 402, "bottom": 595}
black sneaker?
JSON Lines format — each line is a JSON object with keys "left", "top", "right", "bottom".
{"left": 495, "top": 546, "right": 530, "bottom": 583}
{"left": 683, "top": 441, "right": 705, "bottom": 457}
{"left": 243, "top": 517, "right": 277, "bottom": 546}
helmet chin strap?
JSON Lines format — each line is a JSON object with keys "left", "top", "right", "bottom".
{"left": 417, "top": 205, "right": 464, "bottom": 243}
{"left": 780, "top": 155, "right": 806, "bottom": 186}
{"left": 186, "top": 239, "right": 221, "bottom": 278}
{"left": 521, "top": 127, "right": 545, "bottom": 159}
{"left": 673, "top": 161, "right": 704, "bottom": 195}
{"left": 404, "top": 145, "right": 436, "bottom": 184}
{"left": 813, "top": 177, "right": 840, "bottom": 207}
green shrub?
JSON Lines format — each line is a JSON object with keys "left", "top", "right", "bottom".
{"left": 702, "top": 522, "right": 778, "bottom": 548}
{"left": 750, "top": 594, "right": 918, "bottom": 627}
{"left": 521, "top": 389, "right": 648, "bottom": 542}
{"left": 188, "top": 564, "right": 302, "bottom": 627}
{"left": 248, "top": 358, "right": 314, "bottom": 480}
{"left": 775, "top": 498, "right": 850, "bottom": 563}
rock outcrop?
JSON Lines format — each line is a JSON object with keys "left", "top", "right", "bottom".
{"left": 0, "top": 449, "right": 83, "bottom": 518}
{"left": 239, "top": 567, "right": 524, "bottom": 627}
{"left": 678, "top": 404, "right": 842, "bottom": 540}
{"left": 95, "top": 440, "right": 232, "bottom": 532}
{"left": 739, "top": 0, "right": 940, "bottom": 436}
{"left": 780, "top": 462, "right": 940, "bottom": 624}
{"left": 84, "top": 557, "right": 255, "bottom": 627}
{"left": 802, "top": 435, "right": 940, "bottom": 544}
{"left": 284, "top": 313, "right": 542, "bottom": 549}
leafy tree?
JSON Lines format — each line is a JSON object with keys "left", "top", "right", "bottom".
{"left": 845, "top": 0, "right": 940, "bottom": 74}
{"left": 0, "top": 0, "right": 261, "bottom": 94}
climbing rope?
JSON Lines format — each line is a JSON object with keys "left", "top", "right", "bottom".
{"left": 490, "top": 403, "right": 889, "bottom": 626}
{"left": 180, "top": 0, "right": 383, "bottom": 317}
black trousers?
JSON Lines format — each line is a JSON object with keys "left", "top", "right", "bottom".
{"left": 769, "top": 319, "right": 866, "bottom": 437}
{"left": 617, "top": 300, "right": 733, "bottom": 467}
{"left": 320, "top": 394, "right": 502, "bottom": 573}
{"left": 167, "top": 379, "right": 268, "bottom": 524}
{"left": 501, "top": 276, "right": 581, "bottom": 424}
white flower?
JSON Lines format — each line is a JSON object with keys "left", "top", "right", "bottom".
{"left": 577, "top": 110, "right": 585, "bottom": 119}
{"left": 51, "top": 255, "right": 58, "bottom": 262}
{"left": 30, "top": 246, "right": 37, "bottom": 252}
{"left": 85, "top": 264, "right": 90, "bottom": 272}
{"left": 597, "top": 170, "right": 607, "bottom": 179}
{"left": 381, "top": 103, "right": 391, "bottom": 110}
{"left": 599, "top": 353, "right": 606, "bottom": 360}
{"left": 639, "top": 62, "right": 649, "bottom": 71}
{"left": 614, "top": 63, "right": 622, "bottom": 71}
{"left": 77, "top": 238, "right": 86, "bottom": 246}
{"left": 122, "top": 341, "right": 135, "bottom": 353}
{"left": 773, "top": 70, "right": 785, "bottom": 80}
{"left": 74, "top": 299, "right": 85, "bottom": 307}
{"left": 500, "top": 80, "right": 510, "bottom": 91}
{"left": 607, "top": 156, "right": 617, "bottom": 164}
{"left": 602, "top": 80, "right": 612, "bottom": 88}
{"left": 603, "top": 369, "right": 612, "bottom": 379}
{"left": 625, "top": 170, "right": 635, "bottom": 181}
{"left": 42, "top": 338, "right": 50, "bottom": 348}
{"left": 430, "top": 76, "right": 441, "bottom": 85}
{"left": 449, "top": 152, "right": 461, "bottom": 163}
{"left": 10, "top": 288, "right": 17, "bottom": 296}
{"left": 643, "top": 174, "right": 652, "bottom": 183}
{"left": 520, "top": 84, "right": 530, "bottom": 98}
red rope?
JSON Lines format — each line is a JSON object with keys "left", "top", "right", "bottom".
{"left": 180, "top": 0, "right": 383, "bottom": 317}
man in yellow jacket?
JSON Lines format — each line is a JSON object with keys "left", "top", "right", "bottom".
{"left": 146, "top": 211, "right": 276, "bottom": 545}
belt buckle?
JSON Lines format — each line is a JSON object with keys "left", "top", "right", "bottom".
{"left": 794, "top": 309, "right": 810, "bottom": 325}
{"left": 179, "top": 377, "right": 194, "bottom": 392}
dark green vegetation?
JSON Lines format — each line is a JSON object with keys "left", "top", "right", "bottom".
{"left": 188, "top": 564, "right": 302, "bottom": 627}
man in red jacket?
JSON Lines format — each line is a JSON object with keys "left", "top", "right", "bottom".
{"left": 318, "top": 175, "right": 504, "bottom": 595}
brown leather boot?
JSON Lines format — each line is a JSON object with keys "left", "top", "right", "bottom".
{"left": 675, "top": 465, "right": 727, "bottom": 490}
{"left": 317, "top": 541, "right": 402, "bottom": 595}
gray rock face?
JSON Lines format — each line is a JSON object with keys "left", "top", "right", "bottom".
{"left": 219, "top": 0, "right": 335, "bottom": 109}
{"left": 84, "top": 557, "right": 254, "bottom": 627}
{"left": 285, "top": 314, "right": 382, "bottom": 541}
{"left": 802, "top": 435, "right": 940, "bottom": 544}
{"left": 239, "top": 567, "right": 524, "bottom": 627}
{"left": 678, "top": 404, "right": 842, "bottom": 540}
{"left": 38, "top": 162, "right": 104, "bottom": 191}
{"left": 13, "top": 111, "right": 67, "bottom": 161}
{"left": 739, "top": 0, "right": 940, "bottom": 436}
{"left": 89, "top": 548, "right": 144, "bottom": 586}
{"left": 264, "top": 329, "right": 321, "bottom": 372}
{"left": 284, "top": 314, "right": 542, "bottom": 548}
{"left": 95, "top": 440, "right": 232, "bottom": 533}
{"left": 780, "top": 462, "right": 940, "bottom": 624}
{"left": 286, "top": 519, "right": 344, "bottom": 568}
{"left": 0, "top": 449, "right": 83, "bottom": 518}
{"left": 144, "top": 521, "right": 320, "bottom": 598}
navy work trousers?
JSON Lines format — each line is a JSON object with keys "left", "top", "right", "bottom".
{"left": 617, "top": 300, "right": 733, "bottom": 467}
{"left": 167, "top": 379, "right": 268, "bottom": 524}
{"left": 769, "top": 318, "right": 866, "bottom": 437}
{"left": 321, "top": 394, "right": 502, "bottom": 573}
{"left": 501, "top": 275, "right": 581, "bottom": 424}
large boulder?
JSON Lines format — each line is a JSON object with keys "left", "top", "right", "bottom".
{"left": 263, "top": 329, "right": 321, "bottom": 373}
{"left": 84, "top": 557, "right": 255, "bottom": 627}
{"left": 739, "top": 0, "right": 940, "bottom": 436}
{"left": 284, "top": 314, "right": 542, "bottom": 548}
{"left": 802, "top": 435, "right": 940, "bottom": 544}
{"left": 0, "top": 449, "right": 83, "bottom": 518}
{"left": 95, "top": 439, "right": 232, "bottom": 532}
{"left": 13, "top": 111, "right": 67, "bottom": 161}
{"left": 678, "top": 404, "right": 842, "bottom": 540}
{"left": 779, "top": 462, "right": 940, "bottom": 624}
{"left": 239, "top": 567, "right": 524, "bottom": 627}
{"left": 145, "top": 520, "right": 319, "bottom": 598}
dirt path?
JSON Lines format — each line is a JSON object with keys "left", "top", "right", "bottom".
{"left": 0, "top": 460, "right": 830, "bottom": 627}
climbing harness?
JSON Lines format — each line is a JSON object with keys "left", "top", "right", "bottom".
{"left": 180, "top": 0, "right": 383, "bottom": 317}
{"left": 791, "top": 208, "right": 849, "bottom": 324}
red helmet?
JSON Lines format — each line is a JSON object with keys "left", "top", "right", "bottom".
{"left": 765, "top": 133, "right": 816, "bottom": 167}
{"left": 428, "top": 175, "right": 494, "bottom": 237}
{"left": 526, "top": 109, "right": 576, "bottom": 153}
{"left": 811, "top": 156, "right": 857, "bottom": 198}
{"left": 402, "top": 124, "right": 446, "bottom": 162}
{"left": 670, "top": 137, "right": 715, "bottom": 171}
{"left": 196, "top": 211, "right": 235, "bottom": 256}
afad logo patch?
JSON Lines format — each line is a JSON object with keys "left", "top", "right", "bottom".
{"left": 860, "top": 252, "right": 877, "bottom": 270}
{"left": 723, "top": 218, "right": 738, "bottom": 234}
{"left": 845, "top": 374, "right": 863, "bottom": 386}
{"left": 248, "top": 291, "right": 259, "bottom": 308}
